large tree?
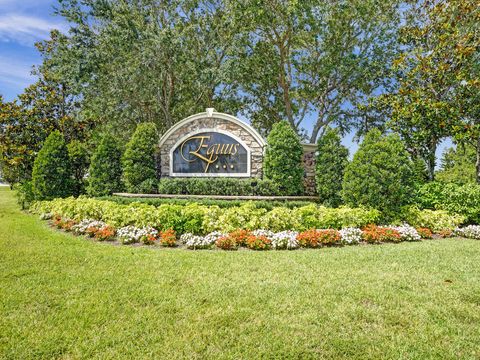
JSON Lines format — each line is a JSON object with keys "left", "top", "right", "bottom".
{"left": 374, "top": 0, "right": 480, "bottom": 181}
{"left": 232, "top": 0, "right": 402, "bottom": 141}
{"left": 56, "top": 0, "right": 242, "bottom": 138}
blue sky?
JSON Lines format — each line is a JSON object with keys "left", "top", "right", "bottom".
{"left": 0, "top": 0, "right": 67, "bottom": 101}
{"left": 0, "top": 0, "right": 451, "bottom": 158}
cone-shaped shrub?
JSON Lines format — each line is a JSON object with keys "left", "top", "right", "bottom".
{"left": 342, "top": 129, "right": 415, "bottom": 220}
{"left": 264, "top": 121, "right": 304, "bottom": 195}
{"left": 315, "top": 127, "right": 349, "bottom": 207}
{"left": 68, "top": 140, "right": 89, "bottom": 196}
{"left": 122, "top": 122, "right": 158, "bottom": 193}
{"left": 32, "top": 131, "right": 72, "bottom": 200}
{"left": 87, "top": 134, "right": 123, "bottom": 196}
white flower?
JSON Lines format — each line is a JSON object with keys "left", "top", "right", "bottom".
{"left": 72, "top": 219, "right": 107, "bottom": 234}
{"left": 180, "top": 232, "right": 214, "bottom": 249}
{"left": 270, "top": 230, "right": 299, "bottom": 250}
{"left": 204, "top": 231, "right": 226, "bottom": 244}
{"left": 117, "top": 225, "right": 158, "bottom": 244}
{"left": 252, "top": 229, "right": 275, "bottom": 238}
{"left": 455, "top": 225, "right": 480, "bottom": 239}
{"left": 390, "top": 225, "right": 421, "bottom": 241}
{"left": 339, "top": 227, "right": 363, "bottom": 245}
{"left": 40, "top": 212, "right": 53, "bottom": 220}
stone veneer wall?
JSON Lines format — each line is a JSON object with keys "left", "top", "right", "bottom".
{"left": 160, "top": 117, "right": 265, "bottom": 178}
{"left": 302, "top": 149, "right": 317, "bottom": 195}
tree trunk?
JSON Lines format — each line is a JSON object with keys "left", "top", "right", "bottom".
{"left": 426, "top": 140, "right": 437, "bottom": 182}
{"left": 476, "top": 136, "right": 480, "bottom": 184}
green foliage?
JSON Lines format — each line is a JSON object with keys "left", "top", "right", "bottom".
{"left": 32, "top": 197, "right": 382, "bottom": 235}
{"left": 315, "top": 127, "right": 349, "bottom": 206}
{"left": 32, "top": 131, "right": 72, "bottom": 200}
{"left": 0, "top": 32, "right": 91, "bottom": 185}
{"left": 87, "top": 135, "right": 123, "bottom": 197}
{"left": 68, "top": 141, "right": 89, "bottom": 196}
{"left": 157, "top": 178, "right": 282, "bottom": 196}
{"left": 122, "top": 122, "right": 158, "bottom": 193}
{"left": 231, "top": 0, "right": 401, "bottom": 141}
{"left": 342, "top": 129, "right": 416, "bottom": 219}
{"left": 14, "top": 181, "right": 34, "bottom": 210}
{"left": 436, "top": 145, "right": 476, "bottom": 185}
{"left": 373, "top": 0, "right": 480, "bottom": 181}
{"left": 264, "top": 121, "right": 304, "bottom": 195}
{"left": 415, "top": 182, "right": 480, "bottom": 224}
{"left": 401, "top": 207, "right": 465, "bottom": 232}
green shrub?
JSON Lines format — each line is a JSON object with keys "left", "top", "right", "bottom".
{"left": 14, "top": 181, "right": 35, "bottom": 209}
{"left": 342, "top": 129, "right": 415, "bottom": 220}
{"left": 415, "top": 182, "right": 480, "bottom": 224}
{"left": 122, "top": 122, "right": 158, "bottom": 193}
{"left": 315, "top": 127, "right": 349, "bottom": 206}
{"left": 157, "top": 178, "right": 282, "bottom": 196}
{"left": 32, "top": 131, "right": 72, "bottom": 200}
{"left": 87, "top": 134, "right": 123, "bottom": 196}
{"left": 293, "top": 205, "right": 381, "bottom": 231}
{"left": 401, "top": 206, "right": 465, "bottom": 231}
{"left": 98, "top": 195, "right": 316, "bottom": 210}
{"left": 68, "top": 140, "right": 90, "bottom": 196}
{"left": 264, "top": 121, "right": 304, "bottom": 195}
{"left": 436, "top": 145, "right": 476, "bottom": 185}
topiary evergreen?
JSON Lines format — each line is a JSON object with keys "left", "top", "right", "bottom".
{"left": 263, "top": 121, "right": 304, "bottom": 195}
{"left": 122, "top": 122, "right": 158, "bottom": 193}
{"left": 68, "top": 140, "right": 90, "bottom": 196}
{"left": 32, "top": 131, "right": 72, "bottom": 200}
{"left": 342, "top": 129, "right": 416, "bottom": 220}
{"left": 315, "top": 127, "right": 349, "bottom": 207}
{"left": 87, "top": 134, "right": 123, "bottom": 196}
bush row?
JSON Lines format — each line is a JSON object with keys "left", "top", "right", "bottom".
{"left": 157, "top": 178, "right": 286, "bottom": 196}
{"left": 31, "top": 197, "right": 465, "bottom": 235}
{"left": 46, "top": 215, "right": 473, "bottom": 251}
{"left": 99, "top": 196, "right": 316, "bottom": 210}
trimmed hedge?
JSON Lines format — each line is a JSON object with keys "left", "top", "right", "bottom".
{"left": 264, "top": 121, "right": 304, "bottom": 195}
{"left": 32, "top": 131, "right": 72, "bottom": 200}
{"left": 342, "top": 129, "right": 416, "bottom": 220}
{"left": 87, "top": 134, "right": 123, "bottom": 196}
{"left": 98, "top": 196, "right": 317, "bottom": 210}
{"left": 315, "top": 127, "right": 349, "bottom": 206}
{"left": 157, "top": 178, "right": 283, "bottom": 196}
{"left": 122, "top": 122, "right": 158, "bottom": 193}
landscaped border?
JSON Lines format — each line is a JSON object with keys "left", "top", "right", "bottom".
{"left": 40, "top": 212, "right": 480, "bottom": 252}
{"left": 113, "top": 193, "right": 320, "bottom": 201}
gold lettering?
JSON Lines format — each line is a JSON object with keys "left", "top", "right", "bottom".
{"left": 178, "top": 134, "right": 243, "bottom": 172}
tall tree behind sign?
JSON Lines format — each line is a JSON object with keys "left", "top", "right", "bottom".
{"left": 231, "top": 0, "right": 402, "bottom": 142}
{"left": 56, "top": 0, "right": 243, "bottom": 139}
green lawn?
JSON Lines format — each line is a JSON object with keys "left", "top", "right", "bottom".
{"left": 1, "top": 188, "right": 480, "bottom": 359}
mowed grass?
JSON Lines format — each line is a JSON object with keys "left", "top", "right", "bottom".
{"left": 1, "top": 188, "right": 480, "bottom": 359}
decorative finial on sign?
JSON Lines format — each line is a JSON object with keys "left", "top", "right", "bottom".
{"left": 206, "top": 108, "right": 215, "bottom": 117}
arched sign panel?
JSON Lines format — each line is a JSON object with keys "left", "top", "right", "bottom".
{"left": 170, "top": 130, "right": 251, "bottom": 177}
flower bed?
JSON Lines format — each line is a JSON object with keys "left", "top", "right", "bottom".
{"left": 31, "top": 197, "right": 466, "bottom": 236}
{"left": 39, "top": 211, "right": 478, "bottom": 251}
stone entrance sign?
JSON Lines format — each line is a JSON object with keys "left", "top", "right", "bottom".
{"left": 159, "top": 109, "right": 267, "bottom": 178}
{"left": 159, "top": 108, "right": 318, "bottom": 194}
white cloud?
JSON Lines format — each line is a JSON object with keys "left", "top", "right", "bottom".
{"left": 0, "top": 14, "right": 67, "bottom": 46}
{"left": 0, "top": 55, "right": 37, "bottom": 89}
